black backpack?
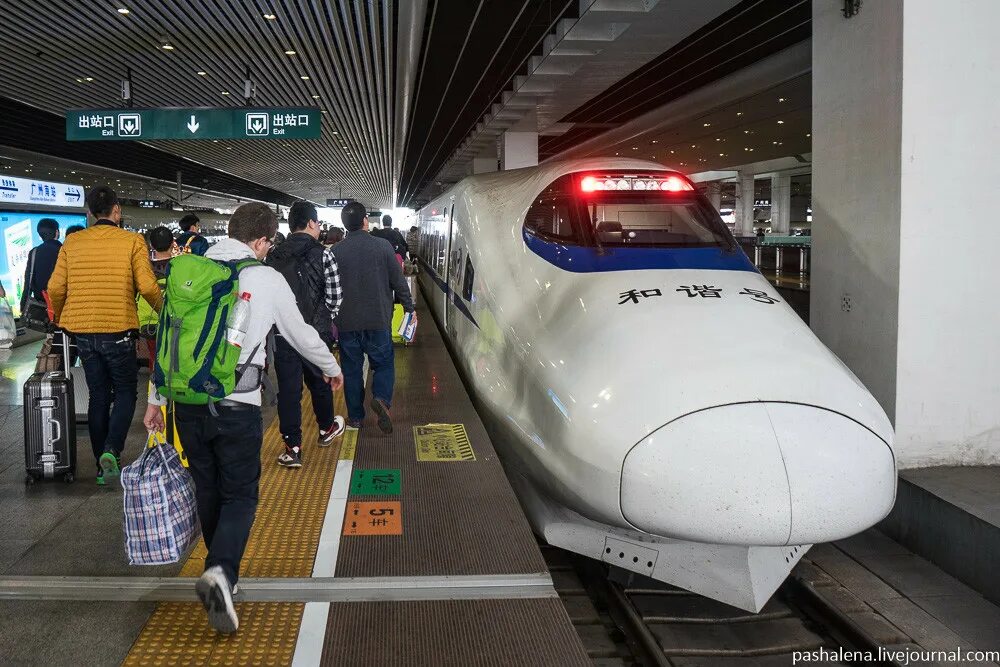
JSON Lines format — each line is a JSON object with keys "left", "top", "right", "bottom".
{"left": 267, "top": 241, "right": 323, "bottom": 326}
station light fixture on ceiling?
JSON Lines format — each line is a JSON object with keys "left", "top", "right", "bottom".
{"left": 737, "top": 112, "right": 743, "bottom": 116}
{"left": 703, "top": 122, "right": 711, "bottom": 127}
{"left": 285, "top": 50, "right": 296, "bottom": 55}
{"left": 311, "top": 95, "right": 320, "bottom": 99}
{"left": 777, "top": 120, "right": 785, "bottom": 124}
{"left": 161, "top": 43, "right": 175, "bottom": 50}
{"left": 221, "top": 91, "right": 230, "bottom": 95}
{"left": 263, "top": 13, "right": 277, "bottom": 20}
{"left": 117, "top": 7, "right": 129, "bottom": 14}
{"left": 197, "top": 71, "right": 207, "bottom": 75}
{"left": 300, "top": 75, "right": 310, "bottom": 80}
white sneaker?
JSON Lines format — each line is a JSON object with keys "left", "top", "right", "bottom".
{"left": 318, "top": 416, "right": 347, "bottom": 446}
{"left": 195, "top": 566, "right": 239, "bottom": 634}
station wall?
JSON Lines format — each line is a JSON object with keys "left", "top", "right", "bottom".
{"left": 813, "top": 0, "right": 1000, "bottom": 466}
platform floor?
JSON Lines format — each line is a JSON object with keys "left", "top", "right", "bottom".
{"left": 0, "top": 307, "right": 588, "bottom": 666}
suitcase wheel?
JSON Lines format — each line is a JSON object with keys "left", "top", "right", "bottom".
{"left": 63, "top": 472, "right": 75, "bottom": 483}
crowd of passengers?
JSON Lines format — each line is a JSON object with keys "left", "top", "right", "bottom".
{"left": 7, "top": 186, "right": 417, "bottom": 633}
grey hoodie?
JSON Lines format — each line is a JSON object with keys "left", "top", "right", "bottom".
{"left": 149, "top": 237, "right": 340, "bottom": 407}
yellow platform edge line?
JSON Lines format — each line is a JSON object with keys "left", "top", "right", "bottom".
{"left": 124, "top": 387, "right": 348, "bottom": 667}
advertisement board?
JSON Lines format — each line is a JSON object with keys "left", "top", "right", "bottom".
{"left": 0, "top": 212, "right": 87, "bottom": 317}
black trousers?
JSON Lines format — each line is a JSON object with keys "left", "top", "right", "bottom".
{"left": 274, "top": 334, "right": 334, "bottom": 447}
{"left": 174, "top": 402, "right": 263, "bottom": 585}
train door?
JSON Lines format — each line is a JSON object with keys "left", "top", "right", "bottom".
{"left": 442, "top": 204, "right": 453, "bottom": 332}
{"left": 445, "top": 206, "right": 462, "bottom": 341}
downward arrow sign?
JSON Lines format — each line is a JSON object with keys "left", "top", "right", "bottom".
{"left": 124, "top": 120, "right": 135, "bottom": 133}
{"left": 186, "top": 115, "right": 199, "bottom": 133}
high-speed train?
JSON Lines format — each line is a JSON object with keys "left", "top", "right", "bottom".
{"left": 414, "top": 158, "right": 896, "bottom": 611}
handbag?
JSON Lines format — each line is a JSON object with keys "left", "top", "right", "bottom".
{"left": 34, "top": 335, "right": 62, "bottom": 372}
{"left": 0, "top": 299, "right": 15, "bottom": 348}
{"left": 121, "top": 432, "right": 200, "bottom": 565}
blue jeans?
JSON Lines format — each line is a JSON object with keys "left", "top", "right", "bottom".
{"left": 175, "top": 402, "right": 262, "bottom": 586}
{"left": 75, "top": 333, "right": 138, "bottom": 471}
{"left": 339, "top": 329, "right": 395, "bottom": 422}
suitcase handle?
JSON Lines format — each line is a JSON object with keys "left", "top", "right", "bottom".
{"left": 48, "top": 417, "right": 61, "bottom": 445}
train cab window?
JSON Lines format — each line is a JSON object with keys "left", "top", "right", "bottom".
{"left": 462, "top": 255, "right": 474, "bottom": 301}
{"left": 523, "top": 172, "right": 734, "bottom": 249}
{"left": 524, "top": 199, "right": 579, "bottom": 243}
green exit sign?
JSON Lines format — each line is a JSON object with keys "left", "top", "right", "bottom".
{"left": 66, "top": 107, "right": 321, "bottom": 141}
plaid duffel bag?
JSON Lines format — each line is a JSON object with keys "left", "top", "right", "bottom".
{"left": 121, "top": 432, "right": 199, "bottom": 565}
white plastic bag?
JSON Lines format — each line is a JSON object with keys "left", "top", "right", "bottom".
{"left": 0, "top": 299, "right": 16, "bottom": 349}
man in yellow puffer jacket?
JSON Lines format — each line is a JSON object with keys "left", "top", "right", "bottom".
{"left": 48, "top": 185, "right": 163, "bottom": 485}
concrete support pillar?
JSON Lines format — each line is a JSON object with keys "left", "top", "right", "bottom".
{"left": 500, "top": 131, "right": 538, "bottom": 171}
{"left": 471, "top": 157, "right": 498, "bottom": 175}
{"left": 770, "top": 174, "right": 791, "bottom": 235}
{"left": 812, "top": 0, "right": 1000, "bottom": 466}
{"left": 706, "top": 182, "right": 722, "bottom": 211}
{"left": 734, "top": 170, "right": 755, "bottom": 237}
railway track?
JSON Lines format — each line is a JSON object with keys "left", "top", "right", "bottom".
{"left": 541, "top": 544, "right": 897, "bottom": 666}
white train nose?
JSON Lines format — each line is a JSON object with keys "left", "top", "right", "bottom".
{"left": 620, "top": 402, "right": 896, "bottom": 546}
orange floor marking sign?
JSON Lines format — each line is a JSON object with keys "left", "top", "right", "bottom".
{"left": 342, "top": 501, "right": 402, "bottom": 536}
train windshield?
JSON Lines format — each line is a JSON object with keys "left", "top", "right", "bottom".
{"left": 524, "top": 171, "right": 734, "bottom": 249}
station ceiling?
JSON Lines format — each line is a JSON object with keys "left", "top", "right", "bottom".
{"left": 0, "top": 0, "right": 810, "bottom": 210}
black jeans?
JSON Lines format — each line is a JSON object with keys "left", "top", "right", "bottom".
{"left": 274, "top": 335, "right": 334, "bottom": 447}
{"left": 75, "top": 333, "right": 138, "bottom": 471}
{"left": 174, "top": 402, "right": 263, "bottom": 586}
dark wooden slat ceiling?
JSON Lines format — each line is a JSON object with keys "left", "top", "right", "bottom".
{"left": 0, "top": 0, "right": 395, "bottom": 207}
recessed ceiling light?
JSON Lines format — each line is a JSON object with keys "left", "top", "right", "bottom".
{"left": 221, "top": 91, "right": 230, "bottom": 95}
{"left": 300, "top": 75, "right": 310, "bottom": 80}
{"left": 161, "top": 43, "right": 175, "bottom": 50}
{"left": 285, "top": 50, "right": 296, "bottom": 55}
{"left": 311, "top": 95, "right": 320, "bottom": 99}
{"left": 651, "top": 140, "right": 658, "bottom": 144}
{"left": 736, "top": 111, "right": 743, "bottom": 116}
{"left": 806, "top": 133, "right": 811, "bottom": 137}
{"left": 197, "top": 71, "right": 207, "bottom": 75}
{"left": 778, "top": 97, "right": 786, "bottom": 102}
{"left": 690, "top": 144, "right": 696, "bottom": 148}
{"left": 117, "top": 7, "right": 129, "bottom": 14}
{"left": 264, "top": 13, "right": 277, "bottom": 20}
{"left": 84, "top": 77, "right": 94, "bottom": 82}
{"left": 703, "top": 122, "right": 711, "bottom": 127}
{"left": 777, "top": 120, "right": 785, "bottom": 124}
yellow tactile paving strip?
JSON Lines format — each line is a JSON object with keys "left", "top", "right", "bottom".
{"left": 124, "top": 389, "right": 347, "bottom": 667}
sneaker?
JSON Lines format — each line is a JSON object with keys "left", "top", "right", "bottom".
{"left": 195, "top": 566, "right": 239, "bottom": 634}
{"left": 370, "top": 398, "right": 393, "bottom": 434}
{"left": 277, "top": 445, "right": 302, "bottom": 468}
{"left": 99, "top": 452, "right": 120, "bottom": 479}
{"left": 96, "top": 472, "right": 105, "bottom": 486}
{"left": 346, "top": 419, "right": 362, "bottom": 429}
{"left": 318, "top": 416, "right": 347, "bottom": 446}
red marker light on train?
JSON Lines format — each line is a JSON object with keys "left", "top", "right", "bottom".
{"left": 661, "top": 176, "right": 693, "bottom": 191}
{"left": 581, "top": 176, "right": 599, "bottom": 192}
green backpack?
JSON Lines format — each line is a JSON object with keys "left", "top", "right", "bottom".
{"left": 153, "top": 254, "right": 260, "bottom": 405}
{"left": 137, "top": 277, "right": 166, "bottom": 338}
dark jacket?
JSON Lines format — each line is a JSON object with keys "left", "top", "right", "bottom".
{"left": 331, "top": 230, "right": 414, "bottom": 332}
{"left": 266, "top": 232, "right": 331, "bottom": 340}
{"left": 20, "top": 239, "right": 62, "bottom": 312}
{"left": 176, "top": 231, "right": 209, "bottom": 256}
{"left": 372, "top": 226, "right": 408, "bottom": 257}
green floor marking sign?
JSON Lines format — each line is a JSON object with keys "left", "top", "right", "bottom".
{"left": 350, "top": 468, "right": 401, "bottom": 496}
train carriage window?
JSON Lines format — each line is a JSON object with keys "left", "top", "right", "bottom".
{"left": 462, "top": 255, "right": 474, "bottom": 301}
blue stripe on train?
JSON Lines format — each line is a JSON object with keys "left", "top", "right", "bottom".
{"left": 416, "top": 257, "right": 479, "bottom": 329}
{"left": 522, "top": 229, "right": 757, "bottom": 273}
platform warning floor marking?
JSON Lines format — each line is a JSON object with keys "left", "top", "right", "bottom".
{"left": 124, "top": 389, "right": 348, "bottom": 667}
{"left": 414, "top": 423, "right": 476, "bottom": 461}
{"left": 349, "top": 468, "right": 401, "bottom": 495}
{"left": 342, "top": 501, "right": 403, "bottom": 536}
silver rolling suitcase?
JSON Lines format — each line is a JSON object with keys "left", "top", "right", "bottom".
{"left": 23, "top": 331, "right": 77, "bottom": 484}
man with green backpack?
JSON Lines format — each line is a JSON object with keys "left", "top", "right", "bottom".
{"left": 143, "top": 203, "right": 343, "bottom": 635}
